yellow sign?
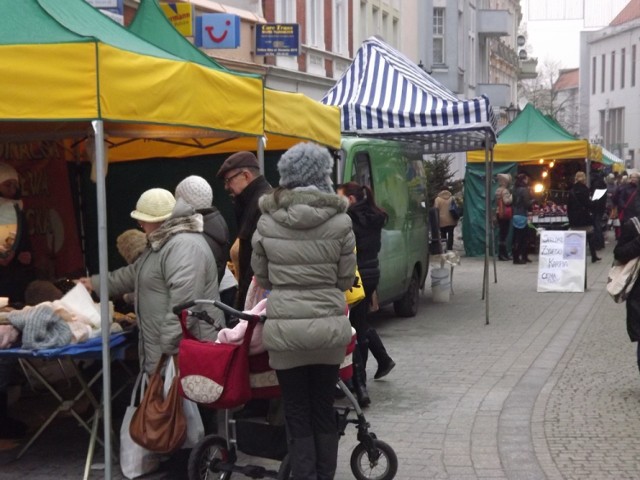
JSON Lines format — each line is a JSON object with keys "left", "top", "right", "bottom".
{"left": 160, "top": 3, "right": 194, "bottom": 37}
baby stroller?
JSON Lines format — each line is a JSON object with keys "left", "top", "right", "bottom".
{"left": 173, "top": 299, "right": 398, "bottom": 480}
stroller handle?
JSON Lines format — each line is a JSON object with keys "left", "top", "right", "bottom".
{"left": 173, "top": 299, "right": 263, "bottom": 322}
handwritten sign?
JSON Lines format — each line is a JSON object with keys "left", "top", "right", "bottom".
{"left": 537, "top": 230, "right": 586, "bottom": 292}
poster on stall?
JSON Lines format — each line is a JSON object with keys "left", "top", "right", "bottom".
{"left": 0, "top": 141, "right": 84, "bottom": 278}
{"left": 537, "top": 230, "right": 586, "bottom": 293}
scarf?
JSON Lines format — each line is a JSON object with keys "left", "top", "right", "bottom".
{"left": 147, "top": 213, "right": 203, "bottom": 251}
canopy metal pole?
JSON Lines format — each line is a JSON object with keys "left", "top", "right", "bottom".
{"left": 483, "top": 131, "right": 491, "bottom": 325}
{"left": 491, "top": 148, "right": 497, "bottom": 284}
{"left": 92, "top": 120, "right": 113, "bottom": 480}
{"left": 586, "top": 157, "right": 591, "bottom": 186}
{"left": 257, "top": 137, "right": 265, "bottom": 175}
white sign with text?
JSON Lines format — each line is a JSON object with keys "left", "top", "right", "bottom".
{"left": 537, "top": 230, "right": 586, "bottom": 293}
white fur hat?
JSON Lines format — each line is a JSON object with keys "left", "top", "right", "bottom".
{"left": 175, "top": 175, "right": 213, "bottom": 210}
{"left": 278, "top": 142, "right": 334, "bottom": 193}
{"left": 130, "top": 188, "right": 176, "bottom": 223}
{"left": 0, "top": 162, "right": 18, "bottom": 185}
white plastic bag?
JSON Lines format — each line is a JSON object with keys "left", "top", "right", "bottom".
{"left": 120, "top": 373, "right": 160, "bottom": 479}
{"left": 163, "top": 357, "right": 205, "bottom": 449}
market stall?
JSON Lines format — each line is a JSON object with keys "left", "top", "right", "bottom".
{"left": 0, "top": 0, "right": 269, "bottom": 477}
{"left": 321, "top": 36, "right": 498, "bottom": 322}
{"left": 464, "top": 103, "right": 602, "bottom": 257}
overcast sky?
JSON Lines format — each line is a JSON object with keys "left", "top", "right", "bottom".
{"left": 520, "top": 0, "right": 630, "bottom": 69}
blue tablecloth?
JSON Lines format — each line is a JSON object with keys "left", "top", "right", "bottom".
{"left": 0, "top": 332, "right": 129, "bottom": 359}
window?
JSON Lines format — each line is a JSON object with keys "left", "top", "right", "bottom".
{"left": 276, "top": 0, "right": 296, "bottom": 22}
{"left": 601, "top": 54, "right": 605, "bottom": 92}
{"left": 611, "top": 51, "right": 615, "bottom": 91}
{"left": 592, "top": 56, "right": 596, "bottom": 94}
{"left": 622, "top": 48, "right": 626, "bottom": 89}
{"left": 633, "top": 45, "right": 637, "bottom": 87}
{"left": 433, "top": 8, "right": 445, "bottom": 64}
{"left": 306, "top": 0, "right": 324, "bottom": 48}
{"left": 333, "top": 0, "right": 348, "bottom": 55}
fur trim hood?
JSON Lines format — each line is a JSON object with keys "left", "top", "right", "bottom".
{"left": 259, "top": 188, "right": 349, "bottom": 230}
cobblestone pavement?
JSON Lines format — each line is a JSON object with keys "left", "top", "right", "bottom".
{"left": 2, "top": 237, "right": 639, "bottom": 479}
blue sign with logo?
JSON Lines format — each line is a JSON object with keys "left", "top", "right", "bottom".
{"left": 195, "top": 14, "right": 240, "bottom": 49}
{"left": 255, "top": 24, "right": 299, "bottom": 56}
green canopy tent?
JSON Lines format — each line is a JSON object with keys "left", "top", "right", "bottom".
{"left": 464, "top": 103, "right": 601, "bottom": 257}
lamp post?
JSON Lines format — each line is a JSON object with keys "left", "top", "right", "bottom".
{"left": 505, "top": 103, "right": 518, "bottom": 123}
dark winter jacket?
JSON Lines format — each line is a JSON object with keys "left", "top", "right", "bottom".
{"left": 251, "top": 188, "right": 356, "bottom": 369}
{"left": 567, "top": 182, "right": 593, "bottom": 228}
{"left": 512, "top": 186, "right": 531, "bottom": 216}
{"left": 199, "top": 206, "right": 230, "bottom": 284}
{"left": 614, "top": 218, "right": 640, "bottom": 342}
{"left": 347, "top": 199, "right": 386, "bottom": 290}
{"left": 617, "top": 183, "right": 640, "bottom": 221}
{"left": 233, "top": 175, "right": 272, "bottom": 309}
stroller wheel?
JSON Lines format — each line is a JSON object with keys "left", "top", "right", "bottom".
{"left": 188, "top": 434, "right": 233, "bottom": 480}
{"left": 350, "top": 439, "right": 398, "bottom": 480}
{"left": 276, "top": 454, "right": 292, "bottom": 479}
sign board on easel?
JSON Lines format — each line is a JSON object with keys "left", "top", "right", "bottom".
{"left": 537, "top": 230, "right": 586, "bottom": 292}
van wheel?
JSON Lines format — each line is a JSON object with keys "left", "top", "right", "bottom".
{"left": 393, "top": 267, "right": 419, "bottom": 317}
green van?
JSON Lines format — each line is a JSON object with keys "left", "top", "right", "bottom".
{"left": 336, "top": 138, "right": 429, "bottom": 317}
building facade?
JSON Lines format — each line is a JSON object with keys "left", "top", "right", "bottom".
{"left": 579, "top": 0, "right": 640, "bottom": 168}
{"left": 553, "top": 68, "right": 580, "bottom": 136}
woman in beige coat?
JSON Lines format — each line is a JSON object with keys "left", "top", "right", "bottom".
{"left": 434, "top": 189, "right": 458, "bottom": 251}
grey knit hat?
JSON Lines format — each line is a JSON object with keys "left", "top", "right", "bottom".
{"left": 9, "top": 304, "right": 73, "bottom": 350}
{"left": 277, "top": 142, "right": 334, "bottom": 193}
{"left": 175, "top": 175, "right": 213, "bottom": 210}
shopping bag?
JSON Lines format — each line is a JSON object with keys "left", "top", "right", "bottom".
{"left": 163, "top": 357, "right": 204, "bottom": 449}
{"left": 120, "top": 374, "right": 160, "bottom": 479}
{"left": 130, "top": 355, "right": 187, "bottom": 454}
{"left": 607, "top": 258, "right": 640, "bottom": 303}
{"left": 178, "top": 309, "right": 254, "bottom": 409}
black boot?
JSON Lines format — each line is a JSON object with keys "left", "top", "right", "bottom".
{"left": 498, "top": 243, "right": 509, "bottom": 261}
{"left": 367, "top": 329, "right": 395, "bottom": 380}
{"left": 315, "top": 433, "right": 339, "bottom": 480}
{"left": 351, "top": 348, "right": 370, "bottom": 408}
{"left": 0, "top": 391, "right": 27, "bottom": 439}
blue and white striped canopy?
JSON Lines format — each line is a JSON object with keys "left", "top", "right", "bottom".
{"left": 322, "top": 36, "right": 497, "bottom": 153}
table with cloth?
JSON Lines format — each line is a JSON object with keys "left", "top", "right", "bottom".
{"left": 0, "top": 331, "right": 133, "bottom": 479}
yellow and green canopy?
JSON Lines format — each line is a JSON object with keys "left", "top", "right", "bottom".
{"left": 0, "top": 0, "right": 264, "bottom": 142}
{"left": 467, "top": 103, "right": 601, "bottom": 163}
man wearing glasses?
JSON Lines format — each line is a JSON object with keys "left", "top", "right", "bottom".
{"left": 217, "top": 151, "right": 271, "bottom": 309}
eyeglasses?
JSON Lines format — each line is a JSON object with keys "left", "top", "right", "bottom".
{"left": 224, "top": 170, "right": 245, "bottom": 185}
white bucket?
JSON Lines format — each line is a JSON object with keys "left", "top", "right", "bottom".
{"left": 431, "top": 267, "right": 451, "bottom": 303}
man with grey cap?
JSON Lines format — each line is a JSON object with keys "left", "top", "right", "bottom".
{"left": 217, "top": 151, "right": 271, "bottom": 309}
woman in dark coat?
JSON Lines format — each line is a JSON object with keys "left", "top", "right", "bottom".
{"left": 511, "top": 173, "right": 532, "bottom": 264}
{"left": 337, "top": 182, "right": 395, "bottom": 408}
{"left": 614, "top": 217, "right": 640, "bottom": 372}
{"left": 567, "top": 171, "right": 601, "bottom": 263}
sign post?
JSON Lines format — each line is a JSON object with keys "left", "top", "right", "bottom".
{"left": 537, "top": 230, "right": 586, "bottom": 293}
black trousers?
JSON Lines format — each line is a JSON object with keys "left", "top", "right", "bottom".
{"left": 276, "top": 364, "right": 339, "bottom": 440}
{"left": 440, "top": 225, "right": 455, "bottom": 251}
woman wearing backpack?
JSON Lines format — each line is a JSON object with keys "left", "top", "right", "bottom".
{"left": 434, "top": 188, "right": 458, "bottom": 251}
